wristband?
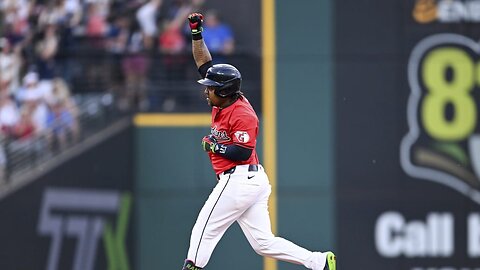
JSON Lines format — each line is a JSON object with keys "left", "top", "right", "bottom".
{"left": 192, "top": 32, "right": 203, "bottom": 40}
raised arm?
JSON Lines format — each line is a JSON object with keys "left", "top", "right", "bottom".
{"left": 188, "top": 13, "right": 212, "bottom": 74}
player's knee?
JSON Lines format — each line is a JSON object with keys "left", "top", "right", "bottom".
{"left": 182, "top": 259, "right": 203, "bottom": 270}
{"left": 251, "top": 237, "right": 275, "bottom": 256}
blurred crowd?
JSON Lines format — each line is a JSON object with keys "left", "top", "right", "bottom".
{"left": 0, "top": 0, "right": 236, "bottom": 182}
{"left": 1, "top": 0, "right": 236, "bottom": 111}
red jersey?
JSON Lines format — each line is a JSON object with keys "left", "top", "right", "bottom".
{"left": 209, "top": 96, "right": 259, "bottom": 174}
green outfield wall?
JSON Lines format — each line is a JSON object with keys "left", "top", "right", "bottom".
{"left": 275, "top": 2, "right": 334, "bottom": 270}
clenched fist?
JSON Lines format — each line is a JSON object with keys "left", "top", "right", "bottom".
{"left": 188, "top": 13, "right": 204, "bottom": 36}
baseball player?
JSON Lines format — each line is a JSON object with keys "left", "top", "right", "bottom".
{"left": 181, "top": 12, "right": 336, "bottom": 270}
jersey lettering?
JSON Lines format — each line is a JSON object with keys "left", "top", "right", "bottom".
{"left": 211, "top": 126, "right": 231, "bottom": 141}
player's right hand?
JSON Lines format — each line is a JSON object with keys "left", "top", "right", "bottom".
{"left": 188, "top": 13, "right": 204, "bottom": 35}
{"left": 202, "top": 134, "right": 217, "bottom": 153}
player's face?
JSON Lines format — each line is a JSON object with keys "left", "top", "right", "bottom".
{"left": 205, "top": 87, "right": 220, "bottom": 107}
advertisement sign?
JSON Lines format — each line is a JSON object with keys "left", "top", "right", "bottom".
{"left": 401, "top": 33, "right": 480, "bottom": 204}
{"left": 37, "top": 187, "right": 131, "bottom": 270}
{"left": 336, "top": 0, "right": 480, "bottom": 269}
{"left": 0, "top": 127, "right": 133, "bottom": 270}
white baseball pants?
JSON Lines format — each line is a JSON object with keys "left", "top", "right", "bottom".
{"left": 186, "top": 164, "right": 326, "bottom": 269}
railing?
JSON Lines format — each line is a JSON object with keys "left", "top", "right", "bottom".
{"left": 0, "top": 41, "right": 262, "bottom": 185}
{"left": 0, "top": 93, "right": 122, "bottom": 183}
{"left": 54, "top": 38, "right": 262, "bottom": 112}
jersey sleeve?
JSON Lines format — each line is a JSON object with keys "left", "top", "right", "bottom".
{"left": 229, "top": 111, "right": 258, "bottom": 149}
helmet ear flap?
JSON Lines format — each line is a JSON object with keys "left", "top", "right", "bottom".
{"left": 213, "top": 88, "right": 225, "bottom": 98}
{"left": 214, "top": 81, "right": 235, "bottom": 97}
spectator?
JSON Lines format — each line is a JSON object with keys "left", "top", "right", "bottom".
{"left": 0, "top": 0, "right": 33, "bottom": 51}
{"left": 8, "top": 104, "right": 46, "bottom": 170}
{"left": 158, "top": 0, "right": 193, "bottom": 55}
{"left": 85, "top": 2, "right": 107, "bottom": 38}
{"left": 46, "top": 77, "right": 79, "bottom": 119}
{"left": 121, "top": 27, "right": 150, "bottom": 111}
{"left": 35, "top": 23, "right": 59, "bottom": 86}
{"left": 0, "top": 82, "right": 20, "bottom": 137}
{"left": 37, "top": 0, "right": 81, "bottom": 29}
{"left": 0, "top": 81, "right": 15, "bottom": 183}
{"left": 11, "top": 106, "right": 35, "bottom": 141}
{"left": 46, "top": 99, "right": 78, "bottom": 152}
{"left": 59, "top": 0, "right": 83, "bottom": 28}
{"left": 38, "top": 0, "right": 64, "bottom": 28}
{"left": 46, "top": 77, "right": 79, "bottom": 140}
{"left": 17, "top": 73, "right": 49, "bottom": 138}
{"left": 1, "top": 0, "right": 31, "bottom": 42}
{"left": 136, "top": 0, "right": 162, "bottom": 50}
{"left": 16, "top": 72, "right": 44, "bottom": 104}
{"left": 158, "top": 23, "right": 185, "bottom": 55}
{"left": 55, "top": 0, "right": 83, "bottom": 83}
{"left": 106, "top": 15, "right": 130, "bottom": 54}
{"left": 0, "top": 37, "right": 22, "bottom": 95}
{"left": 202, "top": 9, "right": 235, "bottom": 55}
{"left": 105, "top": 15, "right": 130, "bottom": 102}
{"left": 81, "top": 2, "right": 110, "bottom": 90}
{"left": 156, "top": 0, "right": 195, "bottom": 111}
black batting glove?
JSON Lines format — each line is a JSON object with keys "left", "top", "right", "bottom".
{"left": 202, "top": 134, "right": 217, "bottom": 153}
{"left": 188, "top": 13, "right": 204, "bottom": 39}
{"left": 201, "top": 135, "right": 227, "bottom": 154}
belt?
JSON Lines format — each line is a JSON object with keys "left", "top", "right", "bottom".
{"left": 223, "top": 164, "right": 258, "bottom": 175}
{"left": 217, "top": 164, "right": 259, "bottom": 180}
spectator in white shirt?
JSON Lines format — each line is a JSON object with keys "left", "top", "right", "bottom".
{"left": 136, "top": 0, "right": 162, "bottom": 49}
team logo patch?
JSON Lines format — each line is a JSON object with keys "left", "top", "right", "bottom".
{"left": 400, "top": 34, "right": 480, "bottom": 204}
{"left": 234, "top": 131, "right": 250, "bottom": 143}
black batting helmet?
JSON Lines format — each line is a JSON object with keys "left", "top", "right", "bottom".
{"left": 198, "top": 64, "right": 241, "bottom": 97}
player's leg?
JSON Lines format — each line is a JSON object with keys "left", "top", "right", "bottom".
{"left": 236, "top": 172, "right": 332, "bottom": 270}
{"left": 184, "top": 175, "right": 246, "bottom": 268}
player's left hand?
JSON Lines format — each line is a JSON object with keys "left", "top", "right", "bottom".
{"left": 202, "top": 135, "right": 218, "bottom": 153}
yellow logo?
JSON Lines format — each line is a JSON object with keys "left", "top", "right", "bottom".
{"left": 413, "top": 0, "right": 438, "bottom": 23}
{"left": 401, "top": 34, "right": 480, "bottom": 204}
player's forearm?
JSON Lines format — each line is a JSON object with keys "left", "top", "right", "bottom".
{"left": 188, "top": 13, "right": 212, "bottom": 68}
{"left": 212, "top": 143, "right": 252, "bottom": 161}
{"left": 192, "top": 39, "right": 212, "bottom": 68}
{"left": 202, "top": 136, "right": 252, "bottom": 161}
{"left": 219, "top": 144, "right": 252, "bottom": 161}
